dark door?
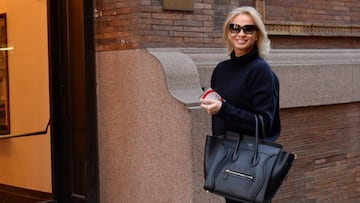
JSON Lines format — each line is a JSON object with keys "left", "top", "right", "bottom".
{"left": 48, "top": 0, "right": 99, "bottom": 202}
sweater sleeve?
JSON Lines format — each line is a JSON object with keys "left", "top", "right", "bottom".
{"left": 248, "top": 60, "right": 280, "bottom": 138}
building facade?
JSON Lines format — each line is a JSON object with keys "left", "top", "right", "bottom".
{"left": 0, "top": 0, "right": 359, "bottom": 202}
{"left": 95, "top": 0, "right": 360, "bottom": 202}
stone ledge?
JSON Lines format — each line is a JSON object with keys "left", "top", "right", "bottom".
{"left": 148, "top": 48, "right": 360, "bottom": 108}
{"left": 147, "top": 48, "right": 203, "bottom": 107}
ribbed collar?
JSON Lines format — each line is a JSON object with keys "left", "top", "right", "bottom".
{"left": 230, "top": 47, "right": 259, "bottom": 65}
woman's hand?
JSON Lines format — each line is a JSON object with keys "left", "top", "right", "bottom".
{"left": 200, "top": 99, "right": 222, "bottom": 115}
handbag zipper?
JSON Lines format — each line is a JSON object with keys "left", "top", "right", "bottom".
{"left": 225, "top": 169, "right": 254, "bottom": 180}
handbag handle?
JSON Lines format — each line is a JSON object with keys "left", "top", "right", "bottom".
{"left": 232, "top": 114, "right": 264, "bottom": 165}
{"left": 257, "top": 114, "right": 266, "bottom": 138}
{"left": 252, "top": 114, "right": 266, "bottom": 165}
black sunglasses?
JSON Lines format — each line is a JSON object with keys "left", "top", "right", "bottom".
{"left": 229, "top": 24, "right": 258, "bottom": 34}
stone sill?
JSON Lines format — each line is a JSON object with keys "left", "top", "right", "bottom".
{"left": 148, "top": 48, "right": 360, "bottom": 108}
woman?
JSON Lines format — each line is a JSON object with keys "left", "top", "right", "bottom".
{"left": 200, "top": 6, "right": 280, "bottom": 203}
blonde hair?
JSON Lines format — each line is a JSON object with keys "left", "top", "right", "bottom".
{"left": 223, "top": 7, "right": 270, "bottom": 58}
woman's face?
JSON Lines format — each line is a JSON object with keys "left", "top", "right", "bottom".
{"left": 227, "top": 13, "right": 258, "bottom": 57}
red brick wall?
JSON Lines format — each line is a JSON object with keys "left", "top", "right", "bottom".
{"left": 265, "top": 0, "right": 360, "bottom": 48}
{"left": 274, "top": 103, "right": 360, "bottom": 202}
{"left": 95, "top": 1, "right": 140, "bottom": 50}
{"left": 270, "top": 36, "right": 360, "bottom": 49}
{"left": 94, "top": 0, "right": 360, "bottom": 51}
{"left": 136, "top": 0, "right": 252, "bottom": 48}
{"left": 266, "top": 0, "right": 360, "bottom": 25}
{"left": 95, "top": 0, "right": 253, "bottom": 51}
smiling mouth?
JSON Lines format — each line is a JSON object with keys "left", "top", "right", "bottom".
{"left": 235, "top": 39, "right": 247, "bottom": 44}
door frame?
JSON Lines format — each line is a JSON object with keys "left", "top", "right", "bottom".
{"left": 48, "top": 0, "right": 100, "bottom": 202}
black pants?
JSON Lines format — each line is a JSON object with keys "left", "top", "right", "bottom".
{"left": 225, "top": 198, "right": 246, "bottom": 203}
{"left": 225, "top": 198, "right": 272, "bottom": 203}
{"left": 225, "top": 198, "right": 239, "bottom": 203}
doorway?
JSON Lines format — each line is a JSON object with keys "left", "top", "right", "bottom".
{"left": 49, "top": 0, "right": 99, "bottom": 202}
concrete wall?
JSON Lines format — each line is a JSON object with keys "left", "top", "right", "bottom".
{"left": 96, "top": 48, "right": 360, "bottom": 202}
{"left": 97, "top": 49, "right": 194, "bottom": 202}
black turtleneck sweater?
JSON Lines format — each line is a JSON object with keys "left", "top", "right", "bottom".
{"left": 211, "top": 47, "right": 280, "bottom": 141}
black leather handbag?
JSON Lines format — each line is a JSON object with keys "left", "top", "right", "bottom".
{"left": 204, "top": 115, "right": 295, "bottom": 203}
